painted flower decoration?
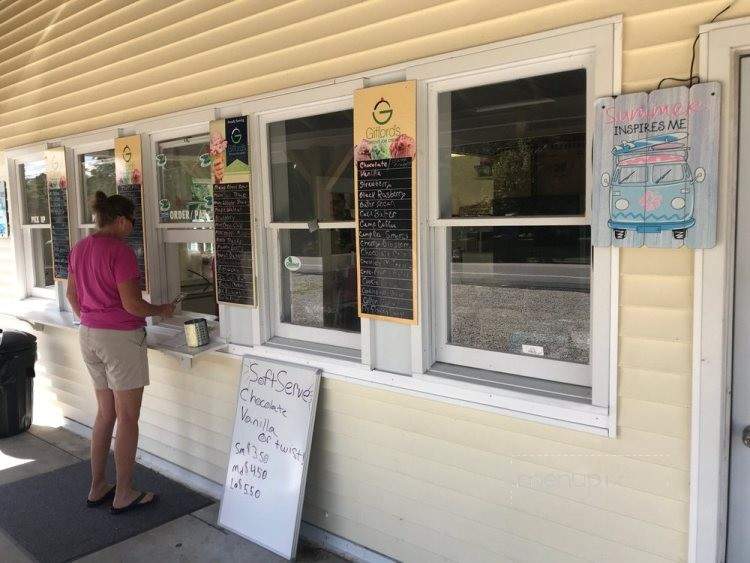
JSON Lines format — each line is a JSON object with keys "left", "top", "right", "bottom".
{"left": 132, "top": 168, "right": 142, "bottom": 185}
{"left": 209, "top": 132, "right": 228, "bottom": 156}
{"left": 371, "top": 138, "right": 390, "bottom": 160}
{"left": 389, "top": 134, "right": 416, "bottom": 159}
{"left": 640, "top": 191, "right": 662, "bottom": 212}
{"left": 59, "top": 177, "right": 67, "bottom": 189}
{"left": 354, "top": 139, "right": 372, "bottom": 162}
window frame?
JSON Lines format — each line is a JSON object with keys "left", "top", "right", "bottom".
{"left": 11, "top": 151, "right": 56, "bottom": 299}
{"left": 148, "top": 123, "right": 219, "bottom": 322}
{"left": 404, "top": 22, "right": 618, "bottom": 412}
{"left": 257, "top": 96, "right": 361, "bottom": 350}
{"left": 153, "top": 130, "right": 214, "bottom": 229}
{"left": 71, "top": 138, "right": 117, "bottom": 229}
{"left": 428, "top": 56, "right": 601, "bottom": 388}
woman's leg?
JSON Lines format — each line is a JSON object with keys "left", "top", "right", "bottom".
{"left": 89, "top": 388, "right": 116, "bottom": 500}
{"left": 112, "top": 387, "right": 153, "bottom": 508}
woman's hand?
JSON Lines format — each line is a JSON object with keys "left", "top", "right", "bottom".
{"left": 159, "top": 303, "right": 176, "bottom": 318}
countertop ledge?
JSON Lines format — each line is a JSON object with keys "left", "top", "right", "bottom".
{"left": 0, "top": 298, "right": 226, "bottom": 368}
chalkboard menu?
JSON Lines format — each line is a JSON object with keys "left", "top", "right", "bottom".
{"left": 354, "top": 80, "right": 418, "bottom": 324}
{"left": 357, "top": 157, "right": 416, "bottom": 322}
{"left": 48, "top": 185, "right": 71, "bottom": 279}
{"left": 116, "top": 183, "right": 148, "bottom": 291}
{"left": 214, "top": 182, "right": 255, "bottom": 306}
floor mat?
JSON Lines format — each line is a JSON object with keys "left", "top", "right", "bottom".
{"left": 0, "top": 458, "right": 213, "bottom": 562}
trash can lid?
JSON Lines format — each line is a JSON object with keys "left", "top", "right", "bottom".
{"left": 0, "top": 329, "right": 37, "bottom": 354}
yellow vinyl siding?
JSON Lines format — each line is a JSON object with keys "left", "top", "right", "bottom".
{"left": 1, "top": 1, "right": 747, "bottom": 561}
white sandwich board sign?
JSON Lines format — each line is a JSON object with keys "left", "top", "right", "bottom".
{"left": 219, "top": 356, "right": 321, "bottom": 559}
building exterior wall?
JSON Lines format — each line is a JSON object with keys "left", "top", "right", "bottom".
{"left": 2, "top": 1, "right": 748, "bottom": 561}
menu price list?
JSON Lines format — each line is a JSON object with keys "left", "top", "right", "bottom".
{"left": 117, "top": 184, "right": 147, "bottom": 290}
{"left": 48, "top": 186, "right": 71, "bottom": 279}
{"left": 357, "top": 157, "right": 414, "bottom": 321}
{"left": 214, "top": 182, "right": 254, "bottom": 306}
{"left": 227, "top": 361, "right": 311, "bottom": 502}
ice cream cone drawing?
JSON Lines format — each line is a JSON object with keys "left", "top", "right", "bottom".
{"left": 210, "top": 132, "right": 228, "bottom": 183}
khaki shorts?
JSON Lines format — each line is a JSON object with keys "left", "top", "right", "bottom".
{"left": 79, "top": 326, "right": 149, "bottom": 391}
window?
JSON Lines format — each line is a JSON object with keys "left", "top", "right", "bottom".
{"left": 155, "top": 133, "right": 217, "bottom": 319}
{"left": 431, "top": 65, "right": 609, "bottom": 389}
{"left": 19, "top": 160, "right": 54, "bottom": 290}
{"left": 264, "top": 107, "right": 360, "bottom": 348}
{"left": 156, "top": 134, "right": 212, "bottom": 224}
{"left": 164, "top": 239, "right": 217, "bottom": 317}
{"left": 79, "top": 149, "right": 116, "bottom": 224}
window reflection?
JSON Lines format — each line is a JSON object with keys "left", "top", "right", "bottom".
{"left": 269, "top": 110, "right": 355, "bottom": 222}
{"left": 32, "top": 228, "right": 54, "bottom": 288}
{"left": 438, "top": 69, "right": 586, "bottom": 218}
{"left": 80, "top": 150, "right": 116, "bottom": 223}
{"left": 279, "top": 229, "right": 359, "bottom": 332}
{"left": 156, "top": 135, "right": 213, "bottom": 223}
{"left": 449, "top": 225, "right": 591, "bottom": 364}
{"left": 166, "top": 241, "right": 217, "bottom": 317}
{"left": 21, "top": 161, "right": 48, "bottom": 224}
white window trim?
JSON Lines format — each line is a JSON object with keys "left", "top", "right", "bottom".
{"left": 256, "top": 94, "right": 362, "bottom": 351}
{"left": 426, "top": 55, "right": 603, "bottom": 389}
{"left": 7, "top": 149, "right": 57, "bottom": 300}
{"left": 145, "top": 121, "right": 224, "bottom": 325}
{"left": 690, "top": 17, "right": 750, "bottom": 563}
{"left": 405, "top": 19, "right": 620, "bottom": 420}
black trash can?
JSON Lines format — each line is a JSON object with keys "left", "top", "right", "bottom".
{"left": 0, "top": 329, "right": 37, "bottom": 438}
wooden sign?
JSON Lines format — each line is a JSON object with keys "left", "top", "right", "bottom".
{"left": 0, "top": 180, "right": 9, "bottom": 238}
{"left": 354, "top": 80, "right": 418, "bottom": 324}
{"left": 115, "top": 135, "right": 149, "bottom": 291}
{"left": 210, "top": 116, "right": 250, "bottom": 185}
{"left": 593, "top": 82, "right": 720, "bottom": 248}
{"left": 211, "top": 117, "right": 256, "bottom": 307}
{"left": 219, "top": 356, "right": 321, "bottom": 560}
{"left": 45, "top": 148, "right": 71, "bottom": 280}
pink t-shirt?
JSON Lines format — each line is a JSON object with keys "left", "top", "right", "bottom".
{"left": 69, "top": 234, "right": 145, "bottom": 330}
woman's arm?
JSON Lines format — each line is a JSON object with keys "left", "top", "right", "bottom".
{"left": 66, "top": 276, "right": 81, "bottom": 318}
{"left": 117, "top": 279, "right": 175, "bottom": 318}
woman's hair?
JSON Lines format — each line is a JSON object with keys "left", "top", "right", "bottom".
{"left": 91, "top": 191, "right": 135, "bottom": 229}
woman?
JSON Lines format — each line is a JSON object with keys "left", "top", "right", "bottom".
{"left": 66, "top": 191, "right": 175, "bottom": 514}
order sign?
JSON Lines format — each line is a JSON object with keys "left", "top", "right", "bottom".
{"left": 219, "top": 356, "right": 321, "bottom": 560}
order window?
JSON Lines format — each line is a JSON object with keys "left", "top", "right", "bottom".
{"left": 433, "top": 68, "right": 604, "bottom": 387}
{"left": 266, "top": 109, "right": 360, "bottom": 348}
{"left": 19, "top": 160, "right": 54, "bottom": 290}
{"left": 155, "top": 134, "right": 217, "bottom": 318}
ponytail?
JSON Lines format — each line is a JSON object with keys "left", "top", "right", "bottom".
{"left": 91, "top": 191, "right": 134, "bottom": 229}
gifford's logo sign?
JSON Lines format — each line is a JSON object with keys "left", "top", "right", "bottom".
{"left": 372, "top": 98, "right": 393, "bottom": 125}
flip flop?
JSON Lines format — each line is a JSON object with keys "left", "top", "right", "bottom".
{"left": 110, "top": 492, "right": 158, "bottom": 515}
{"left": 86, "top": 485, "right": 116, "bottom": 508}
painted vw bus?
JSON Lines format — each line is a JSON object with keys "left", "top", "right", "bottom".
{"left": 601, "top": 133, "right": 705, "bottom": 240}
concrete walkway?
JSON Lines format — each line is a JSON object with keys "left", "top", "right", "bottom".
{"left": 0, "top": 425, "right": 347, "bottom": 563}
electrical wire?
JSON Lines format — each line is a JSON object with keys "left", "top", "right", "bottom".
{"left": 657, "top": 2, "right": 733, "bottom": 89}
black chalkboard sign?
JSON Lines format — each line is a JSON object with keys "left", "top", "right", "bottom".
{"left": 356, "top": 157, "right": 416, "bottom": 322}
{"left": 116, "top": 184, "right": 148, "bottom": 291}
{"left": 214, "top": 182, "right": 255, "bottom": 306}
{"left": 48, "top": 185, "right": 71, "bottom": 280}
